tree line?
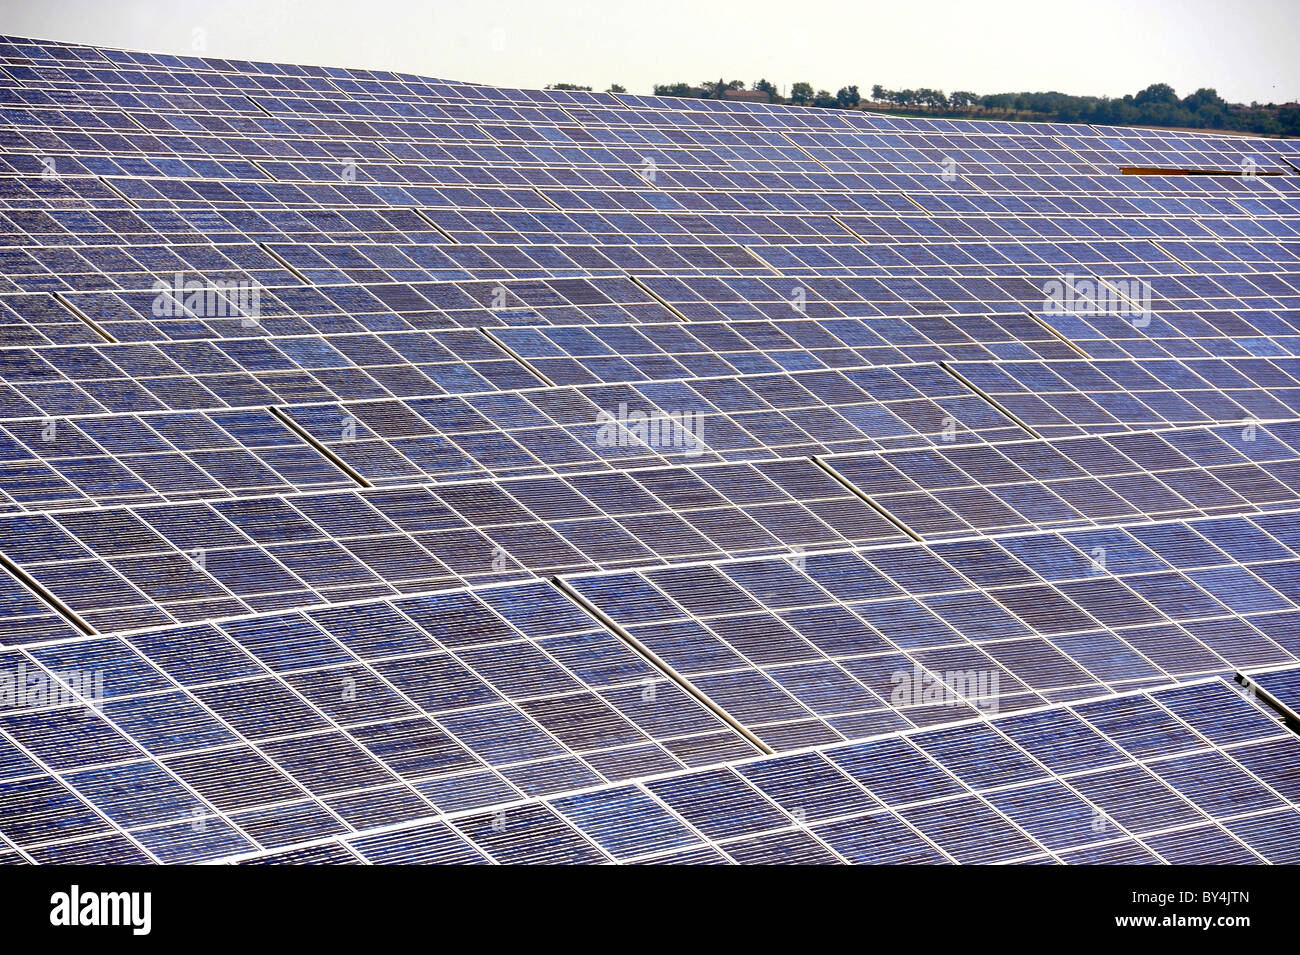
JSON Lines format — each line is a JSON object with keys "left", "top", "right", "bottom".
{"left": 622, "top": 79, "right": 1300, "bottom": 137}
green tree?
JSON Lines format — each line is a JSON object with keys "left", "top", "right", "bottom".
{"left": 1181, "top": 87, "right": 1227, "bottom": 127}
{"left": 1134, "top": 82, "right": 1178, "bottom": 107}
{"left": 1278, "top": 104, "right": 1300, "bottom": 137}
{"left": 1182, "top": 87, "right": 1225, "bottom": 111}
{"left": 653, "top": 82, "right": 695, "bottom": 97}
{"left": 753, "top": 78, "right": 779, "bottom": 102}
{"left": 546, "top": 82, "right": 592, "bottom": 91}
{"left": 700, "top": 78, "right": 745, "bottom": 98}
{"left": 915, "top": 88, "right": 948, "bottom": 108}
{"left": 716, "top": 75, "right": 1293, "bottom": 133}
{"left": 607, "top": 83, "right": 626, "bottom": 93}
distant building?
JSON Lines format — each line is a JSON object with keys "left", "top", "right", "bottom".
{"left": 722, "top": 88, "right": 770, "bottom": 103}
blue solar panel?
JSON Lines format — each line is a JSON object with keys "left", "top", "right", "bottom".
{"left": 3, "top": 33, "right": 1300, "bottom": 864}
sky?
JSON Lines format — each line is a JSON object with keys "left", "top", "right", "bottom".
{"left": 2, "top": 0, "right": 1298, "bottom": 105}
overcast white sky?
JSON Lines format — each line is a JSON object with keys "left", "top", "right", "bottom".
{"left": 2, "top": 0, "right": 1298, "bottom": 105}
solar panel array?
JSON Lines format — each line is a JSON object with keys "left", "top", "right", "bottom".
{"left": 2, "top": 34, "right": 1300, "bottom": 863}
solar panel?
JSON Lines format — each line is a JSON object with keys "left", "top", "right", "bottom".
{"left": 200, "top": 678, "right": 1300, "bottom": 863}
{"left": 2, "top": 33, "right": 1300, "bottom": 865}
